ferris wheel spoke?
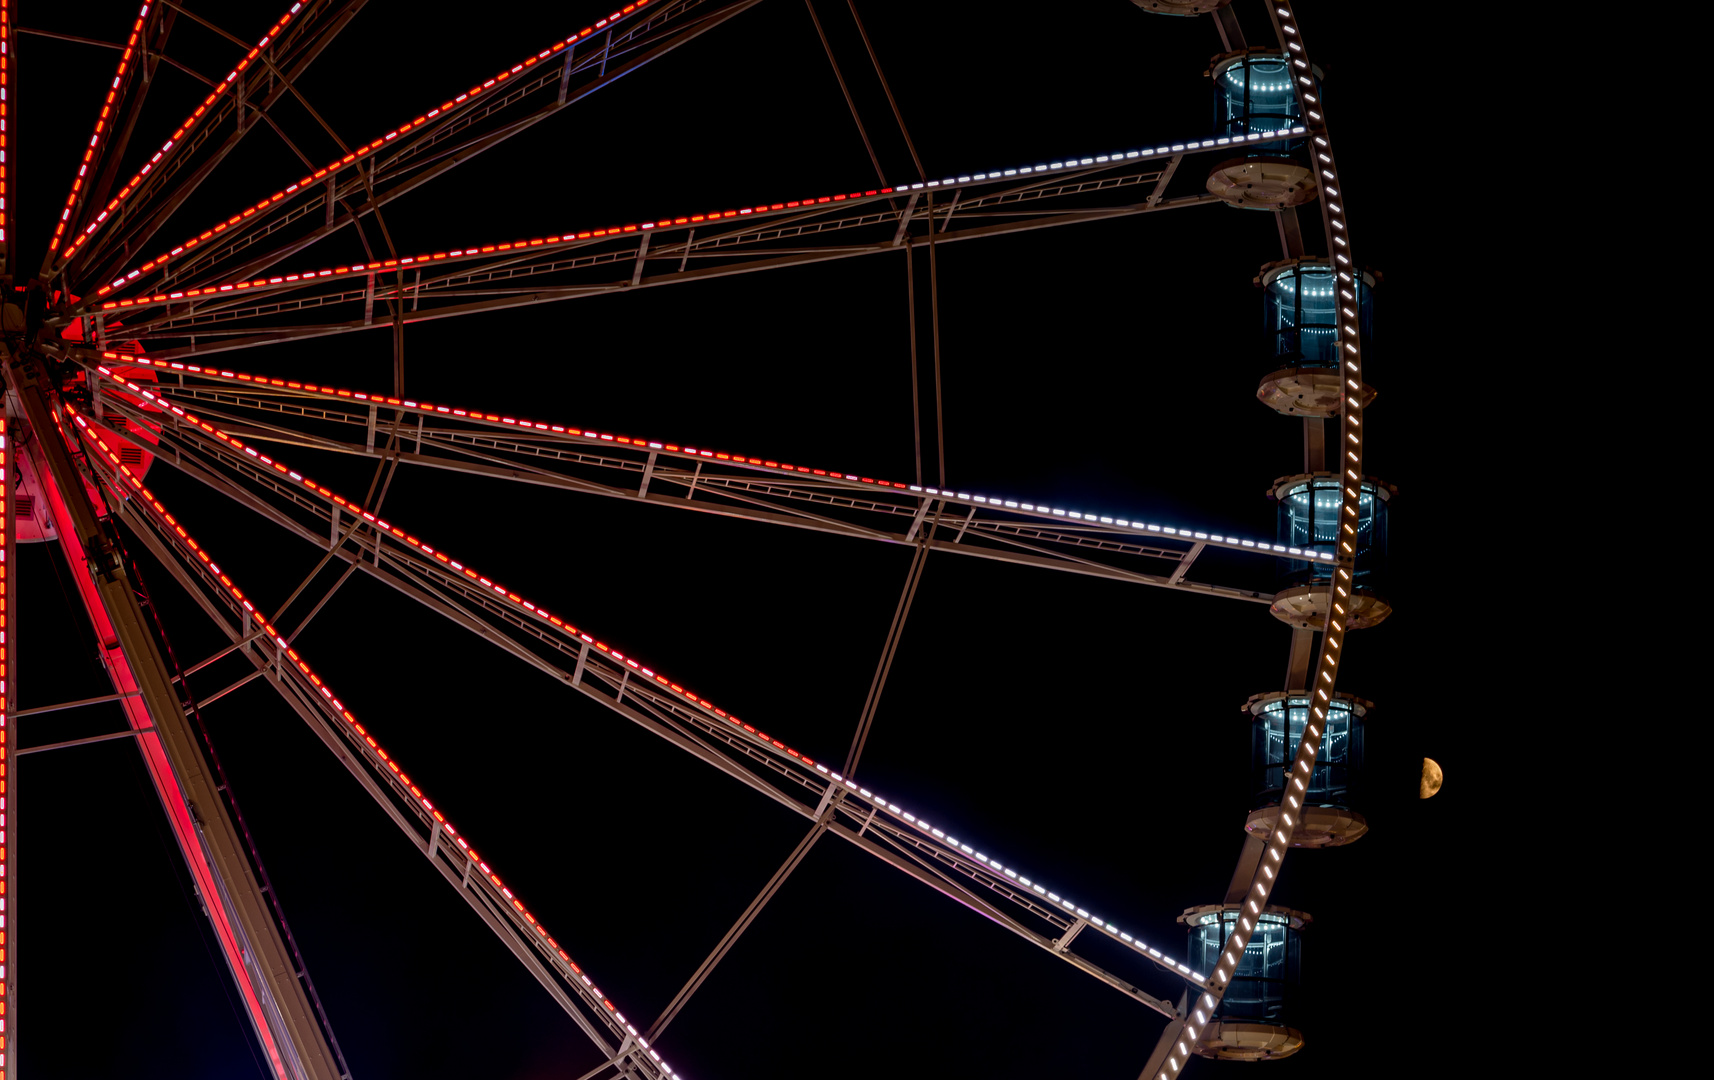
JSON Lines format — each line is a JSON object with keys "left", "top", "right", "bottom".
{"left": 80, "top": 352, "right": 1305, "bottom": 597}
{"left": 0, "top": 0, "right": 13, "bottom": 278}
{"left": 40, "top": 2, "right": 170, "bottom": 277}
{"left": 79, "top": 367, "right": 1218, "bottom": 1010}
{"left": 75, "top": 187, "right": 1223, "bottom": 355}
{"left": 81, "top": 0, "right": 754, "bottom": 309}
{"left": 53, "top": 0, "right": 350, "bottom": 287}
{"left": 72, "top": 409, "right": 682, "bottom": 1080}
{"left": 78, "top": 136, "right": 1244, "bottom": 338}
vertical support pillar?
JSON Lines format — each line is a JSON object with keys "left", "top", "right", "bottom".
{"left": 1284, "top": 628, "right": 1313, "bottom": 691}
{"left": 1303, "top": 417, "right": 1324, "bottom": 472}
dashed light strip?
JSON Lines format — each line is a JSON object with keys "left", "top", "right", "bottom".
{"left": 68, "top": 408, "right": 681, "bottom": 1080}
{"left": 1160, "top": 8, "right": 1363, "bottom": 1076}
{"left": 46, "top": 2, "right": 153, "bottom": 256}
{"left": 95, "top": 1, "right": 657, "bottom": 299}
{"left": 94, "top": 126, "right": 1305, "bottom": 309}
{"left": 93, "top": 352, "right": 1324, "bottom": 565}
{"left": 55, "top": 2, "right": 307, "bottom": 267}
{"left": 90, "top": 368, "right": 1199, "bottom": 987}
{"left": 1, "top": 0, "right": 11, "bottom": 257}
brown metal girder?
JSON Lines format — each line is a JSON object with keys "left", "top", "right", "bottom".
{"left": 132, "top": 194, "right": 1222, "bottom": 360}
{"left": 93, "top": 379, "right": 1252, "bottom": 604}
{"left": 133, "top": 406, "right": 1252, "bottom": 600}
{"left": 86, "top": 158, "right": 1175, "bottom": 332}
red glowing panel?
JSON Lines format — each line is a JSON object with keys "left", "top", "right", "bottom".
{"left": 96, "top": 175, "right": 894, "bottom": 307}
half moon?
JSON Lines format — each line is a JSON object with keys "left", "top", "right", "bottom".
{"left": 1419, "top": 757, "right": 1444, "bottom": 799}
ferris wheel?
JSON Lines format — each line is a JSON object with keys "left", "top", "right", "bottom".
{"left": 0, "top": 1, "right": 1392, "bottom": 1077}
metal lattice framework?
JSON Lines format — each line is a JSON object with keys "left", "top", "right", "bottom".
{"left": 0, "top": 2, "right": 1375, "bottom": 1078}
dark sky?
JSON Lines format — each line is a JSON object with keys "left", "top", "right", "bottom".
{"left": 12, "top": 2, "right": 1496, "bottom": 1078}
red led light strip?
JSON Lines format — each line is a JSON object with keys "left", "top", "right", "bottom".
{"left": 46, "top": 3, "right": 154, "bottom": 258}
{"left": 93, "top": 351, "right": 1319, "bottom": 561}
{"left": 68, "top": 408, "right": 684, "bottom": 1080}
{"left": 54, "top": 2, "right": 307, "bottom": 267}
{"left": 95, "top": 1, "right": 656, "bottom": 299}
{"left": 85, "top": 370, "right": 1201, "bottom": 986}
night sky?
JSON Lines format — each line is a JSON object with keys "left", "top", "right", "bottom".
{"left": 11, "top": 2, "right": 1492, "bottom": 1077}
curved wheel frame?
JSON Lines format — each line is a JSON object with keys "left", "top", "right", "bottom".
{"left": 0, "top": 2, "right": 1375, "bottom": 1078}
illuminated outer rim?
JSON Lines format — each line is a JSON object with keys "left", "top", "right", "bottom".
{"left": 87, "top": 125, "right": 1308, "bottom": 313}
{"left": 1, "top": 0, "right": 12, "bottom": 275}
{"left": 85, "top": 349, "right": 1328, "bottom": 566}
{"left": 53, "top": 1, "right": 309, "bottom": 267}
{"left": 92, "top": 0, "right": 661, "bottom": 300}
{"left": 1157, "top": 5, "right": 1370, "bottom": 1077}
{"left": 45, "top": 2, "right": 155, "bottom": 258}
{"left": 81, "top": 367, "right": 1206, "bottom": 990}
{"left": 67, "top": 410, "right": 684, "bottom": 1080}
{"left": 1, "top": 416, "right": 11, "bottom": 1077}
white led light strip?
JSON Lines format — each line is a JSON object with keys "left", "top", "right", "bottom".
{"left": 91, "top": 351, "right": 1324, "bottom": 567}
{"left": 94, "top": 1, "right": 662, "bottom": 300}
{"left": 1157, "top": 7, "right": 1368, "bottom": 1076}
{"left": 93, "top": 126, "right": 1306, "bottom": 311}
{"left": 68, "top": 408, "right": 682, "bottom": 1080}
{"left": 0, "top": 0, "right": 13, "bottom": 258}
{"left": 88, "top": 368, "right": 1203, "bottom": 989}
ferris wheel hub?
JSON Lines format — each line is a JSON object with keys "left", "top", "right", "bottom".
{"left": 1205, "top": 156, "right": 1319, "bottom": 209}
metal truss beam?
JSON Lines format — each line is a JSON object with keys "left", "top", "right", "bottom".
{"left": 80, "top": 366, "right": 1288, "bottom": 606}
{"left": 84, "top": 363, "right": 1286, "bottom": 600}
